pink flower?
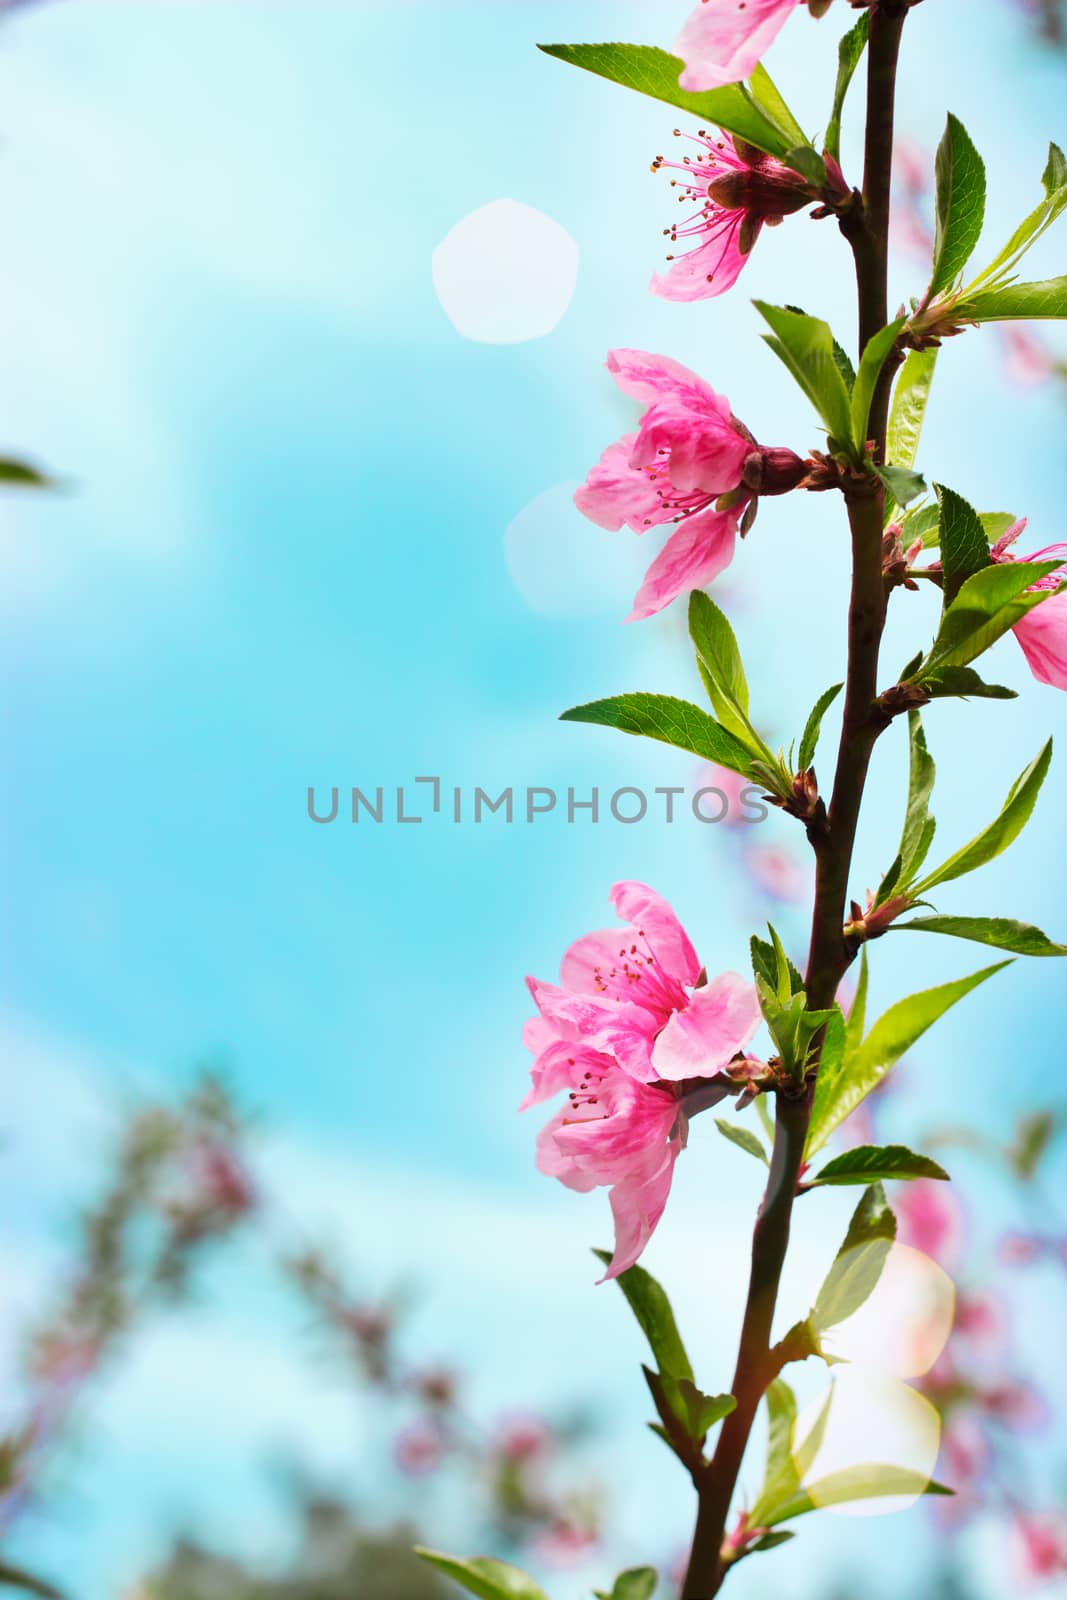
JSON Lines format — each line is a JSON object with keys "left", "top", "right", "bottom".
{"left": 990, "top": 520, "right": 1067, "bottom": 689}
{"left": 742, "top": 843, "right": 810, "bottom": 904}
{"left": 675, "top": 0, "right": 805, "bottom": 92}
{"left": 1001, "top": 326, "right": 1056, "bottom": 387}
{"left": 575, "top": 349, "right": 804, "bottom": 621}
{"left": 523, "top": 881, "right": 762, "bottom": 1276}
{"left": 895, "top": 1179, "right": 966, "bottom": 1272}
{"left": 954, "top": 1289, "right": 1007, "bottom": 1358}
{"left": 998, "top": 1229, "right": 1045, "bottom": 1267}
{"left": 394, "top": 1420, "right": 446, "bottom": 1476}
{"left": 982, "top": 1380, "right": 1048, "bottom": 1433}
{"left": 651, "top": 129, "right": 816, "bottom": 301}
{"left": 495, "top": 1412, "right": 553, "bottom": 1465}
{"left": 1013, "top": 1511, "right": 1067, "bottom": 1583}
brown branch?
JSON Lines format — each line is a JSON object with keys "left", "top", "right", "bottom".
{"left": 679, "top": 7, "right": 909, "bottom": 1594}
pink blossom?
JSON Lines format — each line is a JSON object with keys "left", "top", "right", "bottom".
{"left": 894, "top": 1178, "right": 967, "bottom": 1272}
{"left": 990, "top": 519, "right": 1067, "bottom": 689}
{"left": 186, "top": 1137, "right": 256, "bottom": 1218}
{"left": 651, "top": 129, "right": 815, "bottom": 301}
{"left": 575, "top": 349, "right": 803, "bottom": 621}
{"left": 534, "top": 1516, "right": 600, "bottom": 1568}
{"left": 394, "top": 1420, "right": 446, "bottom": 1476}
{"left": 998, "top": 1229, "right": 1045, "bottom": 1267}
{"left": 983, "top": 1380, "right": 1048, "bottom": 1433}
{"left": 495, "top": 1412, "right": 553, "bottom": 1465}
{"left": 953, "top": 1289, "right": 1007, "bottom": 1358}
{"left": 1013, "top": 1511, "right": 1067, "bottom": 1583}
{"left": 1001, "top": 325, "right": 1057, "bottom": 387}
{"left": 675, "top": 0, "right": 804, "bottom": 93}
{"left": 523, "top": 881, "right": 761, "bottom": 1276}
{"left": 742, "top": 842, "right": 810, "bottom": 904}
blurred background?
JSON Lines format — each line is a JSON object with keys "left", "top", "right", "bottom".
{"left": 2, "top": 2, "right": 1066, "bottom": 1596}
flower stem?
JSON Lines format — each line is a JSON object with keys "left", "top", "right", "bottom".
{"left": 680, "top": 8, "right": 908, "bottom": 1594}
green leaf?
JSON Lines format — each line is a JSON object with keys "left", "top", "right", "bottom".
{"left": 920, "top": 562, "right": 1064, "bottom": 673}
{"left": 749, "top": 1379, "right": 802, "bottom": 1526}
{"left": 899, "top": 710, "right": 937, "bottom": 887}
{"left": 967, "top": 142, "right": 1067, "bottom": 290}
{"left": 891, "top": 915, "right": 1067, "bottom": 957}
{"left": 593, "top": 1251, "right": 694, "bottom": 1381}
{"left": 593, "top": 1570, "right": 659, "bottom": 1600}
{"left": 658, "top": 1377, "right": 737, "bottom": 1441}
{"left": 766, "top": 1465, "right": 954, "bottom": 1525}
{"left": 798, "top": 682, "right": 842, "bottom": 772}
{"left": 811, "top": 1144, "right": 950, "bottom": 1187}
{"left": 782, "top": 144, "right": 828, "bottom": 186}
{"left": 560, "top": 693, "right": 754, "bottom": 776}
{"left": 851, "top": 317, "right": 906, "bottom": 450}
{"left": 808, "top": 964, "right": 1010, "bottom": 1153}
{"left": 715, "top": 1118, "right": 770, "bottom": 1165}
{"left": 0, "top": 1566, "right": 63, "bottom": 1600}
{"left": 415, "top": 1552, "right": 549, "bottom": 1600}
{"left": 537, "top": 43, "right": 791, "bottom": 155}
{"left": 914, "top": 740, "right": 1052, "bottom": 892}
{"left": 874, "top": 462, "right": 926, "bottom": 508}
{"left": 930, "top": 113, "right": 986, "bottom": 295}
{"left": 750, "top": 932, "right": 804, "bottom": 996}
{"left": 748, "top": 62, "right": 810, "bottom": 155}
{"left": 965, "top": 275, "right": 1067, "bottom": 321}
{"left": 755, "top": 302, "right": 855, "bottom": 450}
{"left": 825, "top": 9, "right": 869, "bottom": 163}
{"left": 1010, "top": 1109, "right": 1065, "bottom": 1179}
{"left": 934, "top": 485, "right": 991, "bottom": 608}
{"left": 812, "top": 1184, "right": 896, "bottom": 1332}
{"left": 905, "top": 506, "right": 1014, "bottom": 552}
{"left": 886, "top": 348, "right": 938, "bottom": 476}
{"left": 0, "top": 457, "right": 57, "bottom": 490}
{"left": 688, "top": 591, "right": 769, "bottom": 759}
{"left": 919, "top": 665, "right": 1016, "bottom": 701}
{"left": 843, "top": 948, "right": 868, "bottom": 1059}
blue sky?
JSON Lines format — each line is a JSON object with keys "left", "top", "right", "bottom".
{"left": 3, "top": 2, "right": 1066, "bottom": 1595}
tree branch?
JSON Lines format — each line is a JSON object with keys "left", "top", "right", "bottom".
{"left": 680, "top": 8, "right": 909, "bottom": 1594}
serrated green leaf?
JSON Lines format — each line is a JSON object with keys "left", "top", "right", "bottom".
{"left": 852, "top": 317, "right": 906, "bottom": 450}
{"left": 934, "top": 485, "right": 991, "bottom": 607}
{"left": 537, "top": 42, "right": 790, "bottom": 155}
{"left": 415, "top": 1551, "right": 550, "bottom": 1600}
{"left": 886, "top": 348, "right": 938, "bottom": 477}
{"left": 891, "top": 915, "right": 1067, "bottom": 957}
{"left": 750, "top": 932, "right": 804, "bottom": 996}
{"left": 965, "top": 275, "right": 1067, "bottom": 321}
{"left": 812, "top": 1144, "right": 950, "bottom": 1187}
{"left": 825, "top": 10, "right": 869, "bottom": 163}
{"left": 593, "top": 1569, "right": 659, "bottom": 1600}
{"left": 798, "top": 682, "right": 842, "bottom": 772}
{"left": 843, "top": 948, "right": 868, "bottom": 1060}
{"left": 919, "top": 665, "right": 1017, "bottom": 700}
{"left": 812, "top": 1184, "right": 896, "bottom": 1331}
{"left": 900, "top": 710, "right": 937, "bottom": 886}
{"left": 920, "top": 562, "right": 1064, "bottom": 673}
{"left": 659, "top": 1377, "right": 737, "bottom": 1441}
{"left": 748, "top": 62, "right": 810, "bottom": 154}
{"left": 715, "top": 1118, "right": 770, "bottom": 1165}
{"left": 930, "top": 114, "right": 986, "bottom": 295}
{"left": 874, "top": 462, "right": 926, "bottom": 508}
{"left": 593, "top": 1251, "right": 693, "bottom": 1382}
{"left": 808, "top": 964, "right": 1010, "bottom": 1153}
{"left": 914, "top": 740, "right": 1052, "bottom": 893}
{"left": 748, "top": 1379, "right": 802, "bottom": 1527}
{"left": 688, "top": 591, "right": 769, "bottom": 760}
{"left": 765, "top": 1465, "right": 954, "bottom": 1526}
{"left": 906, "top": 506, "right": 1014, "bottom": 552}
{"left": 967, "top": 142, "right": 1067, "bottom": 290}
{"left": 560, "top": 693, "right": 754, "bottom": 776}
{"left": 755, "top": 303, "right": 855, "bottom": 450}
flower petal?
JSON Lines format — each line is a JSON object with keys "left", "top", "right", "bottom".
{"left": 606, "top": 348, "right": 731, "bottom": 419}
{"left": 574, "top": 434, "right": 669, "bottom": 533}
{"left": 650, "top": 972, "right": 762, "bottom": 1082}
{"left": 526, "top": 977, "right": 661, "bottom": 1082}
{"left": 599, "top": 1144, "right": 679, "bottom": 1280}
{"left": 630, "top": 403, "right": 749, "bottom": 496}
{"left": 675, "top": 0, "right": 799, "bottom": 93}
{"left": 650, "top": 215, "right": 753, "bottom": 303}
{"left": 1013, "top": 591, "right": 1067, "bottom": 689}
{"left": 626, "top": 507, "right": 740, "bottom": 622}
{"left": 610, "top": 880, "right": 702, "bottom": 987}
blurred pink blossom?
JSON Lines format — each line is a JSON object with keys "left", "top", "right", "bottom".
{"left": 674, "top": 0, "right": 803, "bottom": 92}
{"left": 895, "top": 1178, "right": 967, "bottom": 1272}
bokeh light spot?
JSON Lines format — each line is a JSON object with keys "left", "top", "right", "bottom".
{"left": 432, "top": 199, "right": 579, "bottom": 344}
